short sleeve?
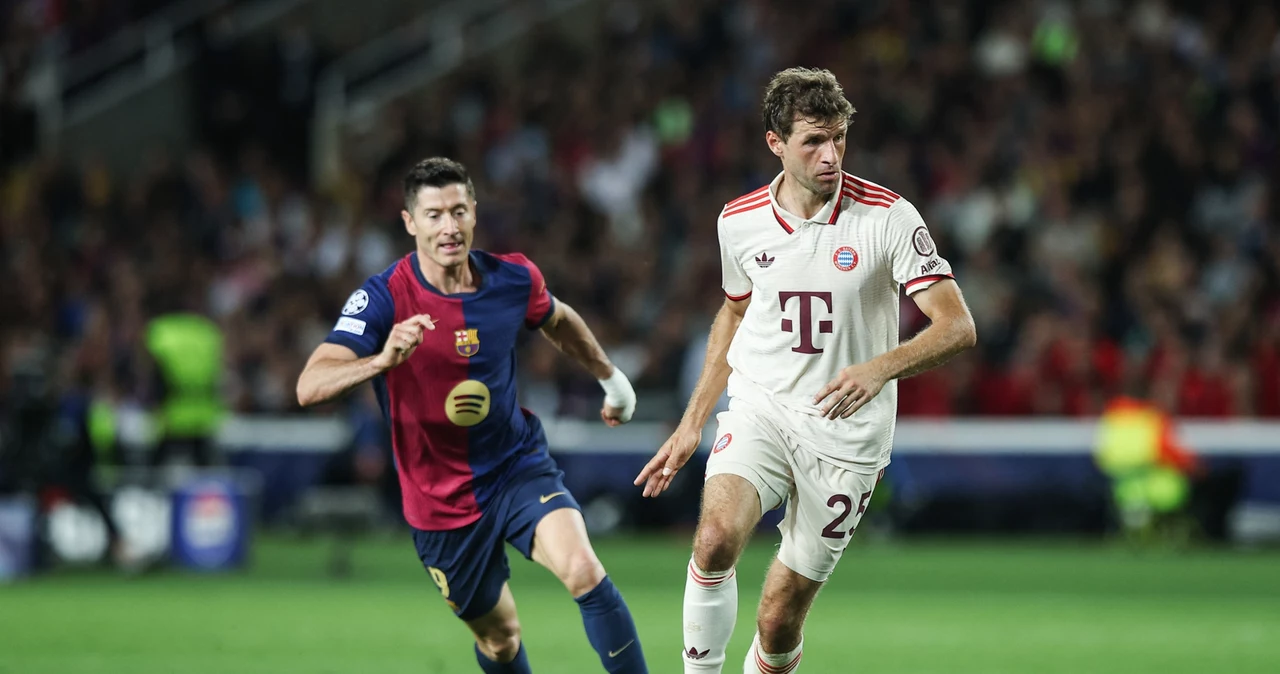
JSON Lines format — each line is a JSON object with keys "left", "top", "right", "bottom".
{"left": 323, "top": 277, "right": 395, "bottom": 357}
{"left": 502, "top": 253, "right": 556, "bottom": 329}
{"left": 718, "top": 212, "right": 752, "bottom": 301}
{"left": 886, "top": 199, "right": 954, "bottom": 295}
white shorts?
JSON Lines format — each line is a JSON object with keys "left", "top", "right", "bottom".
{"left": 705, "top": 398, "right": 883, "bottom": 583}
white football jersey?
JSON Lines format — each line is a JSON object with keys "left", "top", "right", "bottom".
{"left": 719, "top": 171, "right": 953, "bottom": 473}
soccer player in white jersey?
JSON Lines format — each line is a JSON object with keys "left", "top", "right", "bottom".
{"left": 635, "top": 67, "right": 977, "bottom": 673}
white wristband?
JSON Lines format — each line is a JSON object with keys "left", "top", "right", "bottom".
{"left": 599, "top": 367, "right": 636, "bottom": 423}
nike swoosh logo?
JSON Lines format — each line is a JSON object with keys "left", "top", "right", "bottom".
{"left": 539, "top": 491, "right": 566, "bottom": 504}
{"left": 608, "top": 640, "right": 635, "bottom": 658}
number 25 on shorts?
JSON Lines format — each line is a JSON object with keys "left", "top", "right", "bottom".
{"left": 821, "top": 489, "right": 873, "bottom": 539}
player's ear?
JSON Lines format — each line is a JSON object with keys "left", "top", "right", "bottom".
{"left": 401, "top": 209, "right": 417, "bottom": 236}
{"left": 765, "top": 130, "right": 785, "bottom": 158}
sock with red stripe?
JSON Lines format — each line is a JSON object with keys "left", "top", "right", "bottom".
{"left": 683, "top": 559, "right": 738, "bottom": 672}
{"left": 744, "top": 633, "right": 803, "bottom": 674}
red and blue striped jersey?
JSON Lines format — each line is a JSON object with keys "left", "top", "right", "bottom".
{"left": 324, "top": 250, "right": 557, "bottom": 530}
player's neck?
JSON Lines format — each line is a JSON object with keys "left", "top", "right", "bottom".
{"left": 417, "top": 252, "right": 478, "bottom": 294}
{"left": 775, "top": 173, "right": 831, "bottom": 221}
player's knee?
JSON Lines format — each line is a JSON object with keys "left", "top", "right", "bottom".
{"left": 559, "top": 547, "right": 606, "bottom": 597}
{"left": 476, "top": 620, "right": 522, "bottom": 663}
{"left": 692, "top": 522, "right": 742, "bottom": 572}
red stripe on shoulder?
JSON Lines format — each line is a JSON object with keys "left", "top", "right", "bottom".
{"left": 842, "top": 190, "right": 895, "bottom": 209}
{"left": 844, "top": 184, "right": 899, "bottom": 205}
{"left": 725, "top": 290, "right": 752, "bottom": 301}
{"left": 726, "top": 186, "right": 769, "bottom": 209}
{"left": 843, "top": 173, "right": 901, "bottom": 200}
{"left": 722, "top": 196, "right": 770, "bottom": 218}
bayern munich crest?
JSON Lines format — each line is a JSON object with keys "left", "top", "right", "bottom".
{"left": 833, "top": 246, "right": 859, "bottom": 271}
{"left": 713, "top": 433, "right": 733, "bottom": 454}
{"left": 454, "top": 328, "right": 480, "bottom": 357}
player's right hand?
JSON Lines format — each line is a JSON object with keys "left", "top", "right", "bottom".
{"left": 373, "top": 314, "right": 437, "bottom": 371}
{"left": 634, "top": 425, "right": 701, "bottom": 498}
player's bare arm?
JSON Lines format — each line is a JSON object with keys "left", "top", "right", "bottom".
{"left": 296, "top": 314, "right": 437, "bottom": 407}
{"left": 538, "top": 300, "right": 637, "bottom": 427}
{"left": 635, "top": 295, "right": 750, "bottom": 497}
{"left": 815, "top": 279, "right": 976, "bottom": 419}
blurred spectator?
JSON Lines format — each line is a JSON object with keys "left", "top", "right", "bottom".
{"left": 1, "top": 0, "right": 1278, "bottom": 426}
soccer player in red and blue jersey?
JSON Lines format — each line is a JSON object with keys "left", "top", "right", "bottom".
{"left": 297, "top": 157, "right": 648, "bottom": 673}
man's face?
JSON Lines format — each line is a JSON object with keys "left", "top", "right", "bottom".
{"left": 401, "top": 183, "right": 476, "bottom": 269}
{"left": 767, "top": 116, "right": 848, "bottom": 196}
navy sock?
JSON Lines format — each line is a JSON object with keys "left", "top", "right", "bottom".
{"left": 574, "top": 576, "right": 648, "bottom": 673}
{"left": 474, "top": 642, "right": 531, "bottom": 673}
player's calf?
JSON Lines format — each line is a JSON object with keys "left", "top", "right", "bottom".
{"left": 471, "top": 613, "right": 532, "bottom": 673}
{"left": 474, "top": 619, "right": 522, "bottom": 662}
{"left": 531, "top": 509, "right": 648, "bottom": 672}
{"left": 575, "top": 575, "right": 648, "bottom": 673}
{"left": 745, "top": 559, "right": 821, "bottom": 673}
{"left": 756, "top": 602, "right": 806, "bottom": 655}
{"left": 475, "top": 642, "right": 531, "bottom": 674}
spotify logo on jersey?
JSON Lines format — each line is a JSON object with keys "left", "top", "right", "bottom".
{"left": 446, "top": 380, "right": 491, "bottom": 426}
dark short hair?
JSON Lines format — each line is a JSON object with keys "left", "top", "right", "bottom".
{"left": 403, "top": 157, "right": 476, "bottom": 211}
{"left": 761, "top": 67, "right": 857, "bottom": 140}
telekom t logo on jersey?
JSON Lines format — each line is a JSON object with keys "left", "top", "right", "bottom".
{"left": 779, "top": 291, "right": 833, "bottom": 354}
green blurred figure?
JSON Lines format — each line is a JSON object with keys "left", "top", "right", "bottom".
{"left": 145, "top": 313, "right": 226, "bottom": 467}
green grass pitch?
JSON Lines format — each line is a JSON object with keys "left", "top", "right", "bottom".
{"left": 3, "top": 534, "right": 1278, "bottom": 673}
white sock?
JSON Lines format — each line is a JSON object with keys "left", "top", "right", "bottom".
{"left": 683, "top": 559, "right": 738, "bottom": 673}
{"left": 743, "top": 632, "right": 803, "bottom": 674}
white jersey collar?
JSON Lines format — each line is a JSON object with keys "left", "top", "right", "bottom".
{"left": 768, "top": 171, "right": 844, "bottom": 234}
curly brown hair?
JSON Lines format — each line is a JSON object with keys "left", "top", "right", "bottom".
{"left": 761, "top": 67, "right": 856, "bottom": 140}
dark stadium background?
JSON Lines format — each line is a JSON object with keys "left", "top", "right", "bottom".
{"left": 1, "top": 1, "right": 1278, "bottom": 672}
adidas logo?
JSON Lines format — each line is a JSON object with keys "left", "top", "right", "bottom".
{"left": 685, "top": 646, "right": 710, "bottom": 660}
{"left": 755, "top": 252, "right": 775, "bottom": 268}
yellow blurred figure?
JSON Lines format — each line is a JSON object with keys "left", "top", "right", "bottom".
{"left": 1094, "top": 397, "right": 1201, "bottom": 542}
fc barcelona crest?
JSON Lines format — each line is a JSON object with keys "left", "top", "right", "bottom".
{"left": 454, "top": 328, "right": 480, "bottom": 357}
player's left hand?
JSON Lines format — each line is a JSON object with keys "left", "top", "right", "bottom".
{"left": 814, "top": 362, "right": 888, "bottom": 419}
{"left": 600, "top": 404, "right": 629, "bottom": 427}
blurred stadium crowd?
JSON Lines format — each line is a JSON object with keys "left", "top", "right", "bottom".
{"left": 2, "top": 0, "right": 1279, "bottom": 431}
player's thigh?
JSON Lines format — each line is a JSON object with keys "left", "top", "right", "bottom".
{"left": 529, "top": 508, "right": 605, "bottom": 596}
{"left": 499, "top": 468, "right": 603, "bottom": 596}
{"left": 704, "top": 402, "right": 793, "bottom": 519}
{"left": 776, "top": 449, "right": 882, "bottom": 582}
{"left": 696, "top": 404, "right": 793, "bottom": 566}
{"left": 412, "top": 520, "right": 511, "bottom": 621}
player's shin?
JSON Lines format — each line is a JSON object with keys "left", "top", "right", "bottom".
{"left": 474, "top": 642, "right": 532, "bottom": 674}
{"left": 574, "top": 576, "right": 648, "bottom": 673}
{"left": 743, "top": 633, "right": 803, "bottom": 674}
{"left": 683, "top": 560, "right": 738, "bottom": 673}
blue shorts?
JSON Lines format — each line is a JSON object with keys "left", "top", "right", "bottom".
{"left": 412, "top": 466, "right": 581, "bottom": 621}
